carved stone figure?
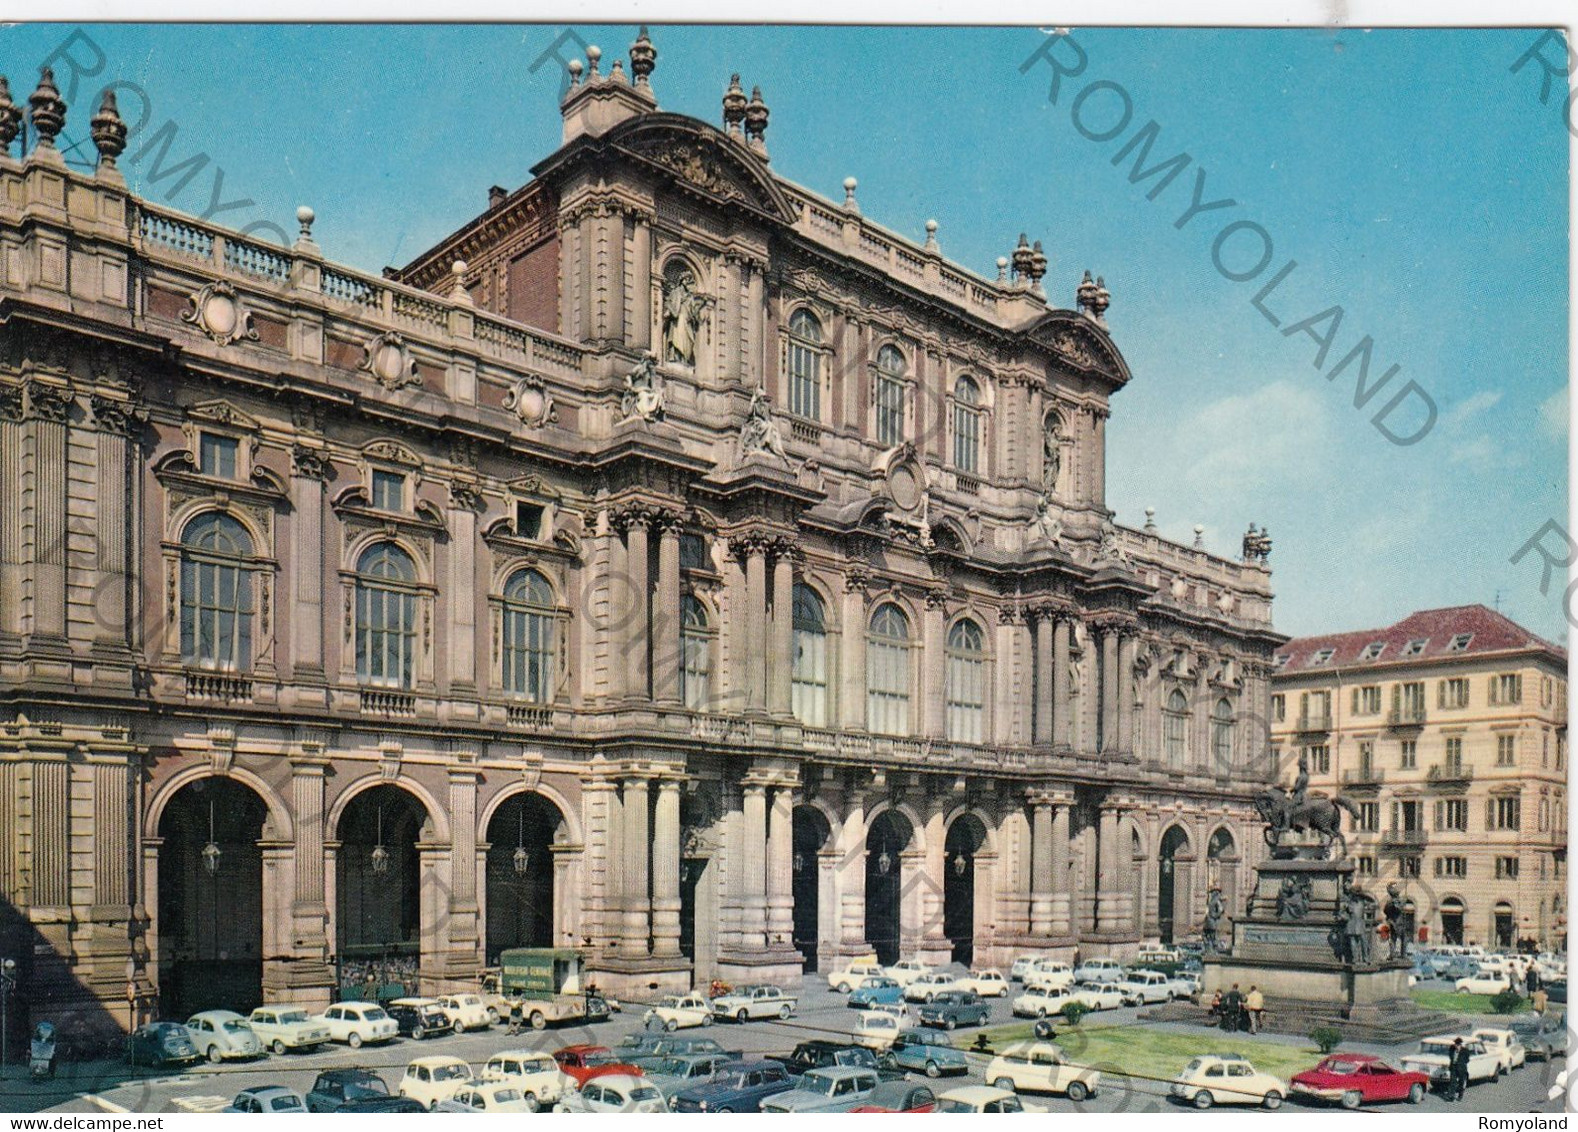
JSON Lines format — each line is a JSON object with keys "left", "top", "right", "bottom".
{"left": 662, "top": 269, "right": 708, "bottom": 365}
{"left": 1383, "top": 881, "right": 1409, "bottom": 959}
{"left": 1343, "top": 888, "right": 1373, "bottom": 965}
{"left": 740, "top": 383, "right": 790, "bottom": 464}
{"left": 1034, "top": 503, "right": 1062, "bottom": 546}
{"left": 1041, "top": 413, "right": 1062, "bottom": 498}
{"left": 1097, "top": 518, "right": 1130, "bottom": 565}
{"left": 1253, "top": 754, "right": 1359, "bottom": 859}
{"left": 1203, "top": 888, "right": 1226, "bottom": 953}
{"left": 620, "top": 352, "right": 666, "bottom": 423}
{"left": 1276, "top": 876, "right": 1311, "bottom": 922}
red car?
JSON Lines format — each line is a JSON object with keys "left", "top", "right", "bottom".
{"left": 849, "top": 1081, "right": 938, "bottom": 1113}
{"left": 553, "top": 1044, "right": 644, "bottom": 1087}
{"left": 1290, "top": 1053, "right": 1429, "bottom": 1108}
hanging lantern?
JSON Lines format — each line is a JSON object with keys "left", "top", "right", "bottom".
{"left": 877, "top": 849, "right": 892, "bottom": 876}
{"left": 370, "top": 806, "right": 390, "bottom": 874}
{"left": 513, "top": 846, "right": 530, "bottom": 874}
{"left": 952, "top": 853, "right": 968, "bottom": 877}
{"left": 514, "top": 809, "right": 531, "bottom": 874}
{"left": 202, "top": 799, "right": 222, "bottom": 876}
{"left": 793, "top": 852, "right": 805, "bottom": 875}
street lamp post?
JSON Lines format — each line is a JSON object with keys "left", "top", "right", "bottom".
{"left": 1, "top": 957, "right": 17, "bottom": 1075}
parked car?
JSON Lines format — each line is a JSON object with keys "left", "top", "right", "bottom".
{"left": 127, "top": 1022, "right": 201, "bottom": 1068}
{"left": 397, "top": 1055, "right": 474, "bottom": 1109}
{"left": 1441, "top": 956, "right": 1482, "bottom": 981}
{"left": 1289, "top": 1053, "right": 1428, "bottom": 1108}
{"left": 386, "top": 1001, "right": 450, "bottom": 1040}
{"left": 1010, "top": 956, "right": 1047, "bottom": 982}
{"left": 1456, "top": 971, "right": 1515, "bottom": 995}
{"left": 881, "top": 1028, "right": 969, "bottom": 1078}
{"left": 434, "top": 993, "right": 493, "bottom": 1032}
{"left": 671, "top": 1059, "right": 796, "bottom": 1113}
{"left": 1027, "top": 960, "right": 1076, "bottom": 989}
{"left": 615, "top": 1033, "right": 728, "bottom": 1059}
{"left": 185, "top": 1010, "right": 263, "bottom": 1063}
{"left": 935, "top": 1085, "right": 1046, "bottom": 1113}
{"left": 903, "top": 972, "right": 958, "bottom": 1002}
{"left": 1013, "top": 985, "right": 1076, "bottom": 1019}
{"left": 644, "top": 992, "right": 715, "bottom": 1031}
{"left": 246, "top": 1006, "right": 330, "bottom": 1054}
{"left": 1069, "top": 983, "right": 1127, "bottom": 1011}
{"left": 305, "top": 1069, "right": 391, "bottom": 1113}
{"left": 711, "top": 984, "right": 797, "bottom": 1022}
{"left": 917, "top": 990, "right": 991, "bottom": 1030}
{"left": 559, "top": 1073, "right": 667, "bottom": 1113}
{"left": 984, "top": 1041, "right": 1100, "bottom": 1100}
{"left": 320, "top": 1001, "right": 397, "bottom": 1048}
{"left": 1165, "top": 971, "right": 1202, "bottom": 999}
{"left": 631, "top": 1051, "right": 735, "bottom": 1098}
{"left": 333, "top": 1096, "right": 425, "bottom": 1113}
{"left": 768, "top": 1040, "right": 890, "bottom": 1079}
{"left": 1115, "top": 970, "right": 1174, "bottom": 1004}
{"left": 848, "top": 1081, "right": 938, "bottom": 1112}
{"left": 1073, "top": 957, "right": 1124, "bottom": 984}
{"left": 1169, "top": 1054, "right": 1286, "bottom": 1109}
{"left": 479, "top": 1049, "right": 566, "bottom": 1111}
{"left": 1548, "top": 979, "right": 1567, "bottom": 1005}
{"left": 827, "top": 956, "right": 884, "bottom": 993}
{"left": 1510, "top": 1012, "right": 1568, "bottom": 1062}
{"left": 1401, "top": 1035, "right": 1500, "bottom": 1087}
{"left": 761, "top": 1066, "right": 883, "bottom": 1113}
{"left": 1471, "top": 1027, "right": 1527, "bottom": 1072}
{"left": 223, "top": 1086, "right": 307, "bottom": 1114}
{"left": 849, "top": 976, "right": 905, "bottom": 1009}
{"left": 437, "top": 1081, "right": 537, "bottom": 1113}
{"left": 884, "top": 959, "right": 935, "bottom": 988}
{"left": 853, "top": 1009, "right": 904, "bottom": 1049}
{"left": 553, "top": 1044, "right": 645, "bottom": 1086}
{"left": 1136, "top": 946, "right": 1183, "bottom": 967}
{"left": 953, "top": 969, "right": 1010, "bottom": 998}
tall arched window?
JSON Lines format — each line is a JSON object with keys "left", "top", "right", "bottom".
{"left": 356, "top": 543, "right": 417, "bottom": 689}
{"left": 867, "top": 603, "right": 912, "bottom": 735}
{"left": 787, "top": 309, "right": 824, "bottom": 421}
{"left": 1164, "top": 689, "right": 1189, "bottom": 770}
{"left": 874, "top": 345, "right": 907, "bottom": 447}
{"left": 680, "top": 596, "right": 712, "bottom": 710}
{"left": 180, "top": 512, "right": 254, "bottom": 670}
{"left": 945, "top": 618, "right": 986, "bottom": 743}
{"left": 791, "top": 583, "right": 829, "bottom": 727}
{"left": 1211, "top": 697, "right": 1235, "bottom": 772}
{"left": 952, "top": 376, "right": 982, "bottom": 475}
{"left": 502, "top": 568, "right": 555, "bottom": 701}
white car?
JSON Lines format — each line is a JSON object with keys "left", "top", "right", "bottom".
{"left": 853, "top": 1008, "right": 904, "bottom": 1049}
{"left": 1010, "top": 956, "right": 1046, "bottom": 982}
{"left": 559, "top": 1074, "right": 667, "bottom": 1113}
{"left": 936, "top": 1085, "right": 1047, "bottom": 1113}
{"left": 1027, "top": 960, "right": 1076, "bottom": 989}
{"left": 1170, "top": 1054, "right": 1286, "bottom": 1109}
{"left": 398, "top": 1056, "right": 474, "bottom": 1109}
{"left": 1136, "top": 947, "right": 1183, "bottom": 966}
{"left": 321, "top": 1001, "right": 398, "bottom": 1048}
{"left": 1471, "top": 1027, "right": 1527, "bottom": 1072}
{"left": 954, "top": 969, "right": 1010, "bottom": 998}
{"left": 828, "top": 957, "right": 885, "bottom": 993}
{"left": 479, "top": 1049, "right": 565, "bottom": 1111}
{"left": 1013, "top": 985, "right": 1077, "bottom": 1019}
{"left": 904, "top": 972, "right": 959, "bottom": 1003}
{"left": 1069, "top": 983, "right": 1127, "bottom": 1011}
{"left": 1116, "top": 970, "right": 1174, "bottom": 1004}
{"left": 435, "top": 993, "right": 493, "bottom": 1031}
{"left": 711, "top": 984, "right": 797, "bottom": 1022}
{"left": 1456, "top": 971, "right": 1514, "bottom": 995}
{"left": 246, "top": 1005, "right": 331, "bottom": 1055}
{"left": 1073, "top": 958, "right": 1124, "bottom": 984}
{"left": 985, "top": 1041, "right": 1100, "bottom": 1100}
{"left": 885, "top": 959, "right": 935, "bottom": 988}
{"left": 1401, "top": 1035, "right": 1500, "bottom": 1087}
{"left": 185, "top": 1010, "right": 263, "bottom": 1062}
{"left": 644, "top": 993, "right": 715, "bottom": 1032}
{"left": 439, "top": 1081, "right": 537, "bottom": 1113}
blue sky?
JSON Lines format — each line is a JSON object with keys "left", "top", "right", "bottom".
{"left": 3, "top": 24, "right": 1567, "bottom": 643}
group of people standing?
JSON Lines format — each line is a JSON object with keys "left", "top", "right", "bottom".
{"left": 1207, "top": 983, "right": 1265, "bottom": 1033}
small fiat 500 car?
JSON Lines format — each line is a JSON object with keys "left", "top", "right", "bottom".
{"left": 903, "top": 972, "right": 959, "bottom": 1003}
{"left": 1471, "top": 1027, "right": 1527, "bottom": 1072}
{"left": 954, "top": 969, "right": 1011, "bottom": 998}
{"left": 305, "top": 1068, "right": 390, "bottom": 1112}
{"left": 711, "top": 984, "right": 797, "bottom": 1022}
{"left": 223, "top": 1086, "right": 308, "bottom": 1114}
{"left": 247, "top": 1005, "right": 330, "bottom": 1054}
{"left": 935, "top": 1085, "right": 1047, "bottom": 1113}
{"left": 436, "top": 1081, "right": 537, "bottom": 1113}
{"left": 984, "top": 1041, "right": 1100, "bottom": 1101}
{"left": 1073, "top": 957, "right": 1124, "bottom": 984}
{"left": 848, "top": 1080, "right": 938, "bottom": 1112}
{"left": 553, "top": 1044, "right": 644, "bottom": 1086}
{"left": 186, "top": 1010, "right": 263, "bottom": 1063}
{"left": 1070, "top": 982, "right": 1127, "bottom": 1011}
{"left": 559, "top": 1073, "right": 668, "bottom": 1114}
{"left": 884, "top": 959, "right": 935, "bottom": 988}
{"left": 479, "top": 1049, "right": 564, "bottom": 1111}
{"left": 397, "top": 1055, "right": 474, "bottom": 1109}
{"left": 434, "top": 993, "right": 493, "bottom": 1032}
{"left": 881, "top": 1028, "right": 969, "bottom": 1078}
{"left": 1013, "top": 984, "right": 1077, "bottom": 1019}
{"left": 1169, "top": 1054, "right": 1287, "bottom": 1110}
{"left": 670, "top": 1059, "right": 796, "bottom": 1113}
{"left": 849, "top": 976, "right": 905, "bottom": 1009}
{"left": 853, "top": 1008, "right": 904, "bottom": 1050}
{"left": 644, "top": 992, "right": 715, "bottom": 1032}
{"left": 128, "top": 1022, "right": 201, "bottom": 1068}
{"left": 1456, "top": 969, "right": 1515, "bottom": 995}
{"left": 827, "top": 956, "right": 884, "bottom": 993}
{"left": 1290, "top": 1053, "right": 1430, "bottom": 1108}
{"left": 320, "top": 1001, "right": 397, "bottom": 1048}
{"left": 386, "top": 1001, "right": 449, "bottom": 1040}
{"left": 917, "top": 990, "right": 991, "bottom": 1031}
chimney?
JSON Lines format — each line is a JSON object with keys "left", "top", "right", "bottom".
{"left": 488, "top": 185, "right": 508, "bottom": 210}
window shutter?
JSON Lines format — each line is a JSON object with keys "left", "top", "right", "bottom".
{"left": 1486, "top": 799, "right": 1496, "bottom": 829}
{"left": 1392, "top": 684, "right": 1401, "bottom": 710}
{"left": 1437, "top": 681, "right": 1445, "bottom": 708}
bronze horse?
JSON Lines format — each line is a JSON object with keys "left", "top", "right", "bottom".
{"left": 1253, "top": 788, "right": 1360, "bottom": 857}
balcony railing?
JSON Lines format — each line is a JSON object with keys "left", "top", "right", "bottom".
{"left": 1295, "top": 711, "right": 1332, "bottom": 733}
{"left": 1387, "top": 704, "right": 1428, "bottom": 727}
{"left": 184, "top": 671, "right": 254, "bottom": 703}
{"left": 1341, "top": 767, "right": 1385, "bottom": 786}
{"left": 359, "top": 688, "right": 416, "bottom": 717}
{"left": 1427, "top": 763, "right": 1474, "bottom": 785}
{"left": 1380, "top": 829, "right": 1429, "bottom": 848}
{"left": 506, "top": 704, "right": 556, "bottom": 731}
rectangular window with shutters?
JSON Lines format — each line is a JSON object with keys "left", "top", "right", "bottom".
{"left": 1444, "top": 735, "right": 1464, "bottom": 773}
{"left": 1352, "top": 686, "right": 1381, "bottom": 715}
{"left": 1496, "top": 734, "right": 1516, "bottom": 766}
{"left": 1439, "top": 677, "right": 1470, "bottom": 709}
{"left": 1434, "top": 799, "right": 1467, "bottom": 832}
{"left": 1271, "top": 694, "right": 1285, "bottom": 722}
{"left": 1306, "top": 745, "right": 1330, "bottom": 774}
{"left": 1496, "top": 856, "right": 1520, "bottom": 880}
{"left": 1435, "top": 856, "right": 1467, "bottom": 878}
{"left": 1399, "top": 856, "right": 1421, "bottom": 878}
{"left": 1358, "top": 802, "right": 1379, "bottom": 832}
{"left": 1358, "top": 740, "right": 1374, "bottom": 775}
{"left": 1490, "top": 796, "right": 1522, "bottom": 831}
{"left": 1490, "top": 673, "right": 1523, "bottom": 705}
{"left": 1400, "top": 739, "right": 1417, "bottom": 769}
{"left": 1356, "top": 856, "right": 1376, "bottom": 877}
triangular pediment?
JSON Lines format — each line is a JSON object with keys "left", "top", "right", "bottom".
{"left": 605, "top": 115, "right": 797, "bottom": 225}
{"left": 1027, "top": 310, "right": 1131, "bottom": 384}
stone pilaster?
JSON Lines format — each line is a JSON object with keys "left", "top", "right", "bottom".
{"left": 739, "top": 779, "right": 768, "bottom": 945}
{"left": 765, "top": 784, "right": 794, "bottom": 945}
{"left": 653, "top": 517, "right": 682, "bottom": 704}
{"left": 1028, "top": 793, "right": 1053, "bottom": 935}
{"left": 1052, "top": 615, "right": 1072, "bottom": 746}
{"left": 288, "top": 447, "right": 328, "bottom": 685}
{"left": 651, "top": 777, "right": 682, "bottom": 957}
{"left": 1033, "top": 611, "right": 1054, "bottom": 745}
{"left": 768, "top": 545, "right": 794, "bottom": 718}
{"left": 619, "top": 776, "right": 651, "bottom": 957}
{"left": 624, "top": 514, "right": 651, "bottom": 703}
{"left": 1049, "top": 796, "right": 1072, "bottom": 935}
{"left": 445, "top": 761, "right": 480, "bottom": 975}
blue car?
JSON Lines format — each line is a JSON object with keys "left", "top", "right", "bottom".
{"left": 848, "top": 976, "right": 904, "bottom": 1009}
{"left": 880, "top": 1029, "right": 969, "bottom": 1078}
{"left": 671, "top": 1059, "right": 796, "bottom": 1113}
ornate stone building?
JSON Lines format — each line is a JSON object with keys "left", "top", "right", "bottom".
{"left": 0, "top": 35, "right": 1283, "bottom": 1043}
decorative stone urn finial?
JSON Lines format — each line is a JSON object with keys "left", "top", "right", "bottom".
{"left": 566, "top": 57, "right": 584, "bottom": 90}
{"left": 449, "top": 259, "right": 472, "bottom": 304}
{"left": 842, "top": 176, "right": 859, "bottom": 213}
{"left": 1093, "top": 275, "right": 1111, "bottom": 324}
{"left": 1077, "top": 269, "right": 1099, "bottom": 315}
{"left": 585, "top": 45, "right": 601, "bottom": 79}
{"left": 744, "top": 85, "right": 769, "bottom": 156}
{"left": 1010, "top": 234, "right": 1034, "bottom": 285}
{"left": 1028, "top": 240, "right": 1048, "bottom": 297}
{"left": 27, "top": 66, "right": 66, "bottom": 150}
{"left": 0, "top": 77, "right": 22, "bottom": 155}
{"left": 629, "top": 26, "right": 657, "bottom": 89}
{"left": 722, "top": 73, "right": 747, "bottom": 135}
{"left": 924, "top": 219, "right": 939, "bottom": 252}
{"left": 90, "top": 88, "right": 127, "bottom": 169}
{"left": 995, "top": 256, "right": 1008, "bottom": 284}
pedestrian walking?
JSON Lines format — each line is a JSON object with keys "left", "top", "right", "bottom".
{"left": 1447, "top": 1037, "right": 1470, "bottom": 1102}
{"left": 1533, "top": 986, "right": 1549, "bottom": 1016}
{"left": 508, "top": 999, "right": 523, "bottom": 1036}
{"left": 1245, "top": 986, "right": 1264, "bottom": 1034}
{"left": 1222, "top": 984, "right": 1244, "bottom": 1033}
{"left": 1526, "top": 965, "right": 1541, "bottom": 995}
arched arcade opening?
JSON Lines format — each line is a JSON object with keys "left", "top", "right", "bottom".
{"left": 865, "top": 810, "right": 913, "bottom": 966}
{"left": 484, "top": 792, "right": 566, "bottom": 963}
{"left": 793, "top": 806, "right": 832, "bottom": 972}
{"left": 944, "top": 815, "right": 987, "bottom": 966}
{"left": 334, "top": 784, "right": 428, "bottom": 992}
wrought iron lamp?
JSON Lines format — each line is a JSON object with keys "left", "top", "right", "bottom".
{"left": 370, "top": 805, "right": 390, "bottom": 874}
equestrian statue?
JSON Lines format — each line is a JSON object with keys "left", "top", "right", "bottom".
{"left": 1253, "top": 754, "right": 1360, "bottom": 859}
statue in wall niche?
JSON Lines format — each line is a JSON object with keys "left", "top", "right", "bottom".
{"left": 1034, "top": 503, "right": 1062, "bottom": 546}
{"left": 662, "top": 267, "right": 709, "bottom": 366}
{"left": 740, "top": 383, "right": 791, "bottom": 465}
{"left": 1041, "top": 413, "right": 1062, "bottom": 499}
{"left": 1275, "top": 876, "right": 1312, "bottom": 922}
{"left": 620, "top": 352, "right": 666, "bottom": 424}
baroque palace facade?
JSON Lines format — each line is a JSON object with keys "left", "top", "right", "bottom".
{"left": 0, "top": 33, "right": 1283, "bottom": 1041}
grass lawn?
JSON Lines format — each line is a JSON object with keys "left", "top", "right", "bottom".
{"left": 1411, "top": 988, "right": 1525, "bottom": 1016}
{"left": 979, "top": 1019, "right": 1324, "bottom": 1087}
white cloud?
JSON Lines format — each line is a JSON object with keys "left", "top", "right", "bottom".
{"left": 1170, "top": 380, "right": 1332, "bottom": 496}
{"left": 1442, "top": 388, "right": 1502, "bottom": 430}
{"left": 1539, "top": 386, "right": 1568, "bottom": 442}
